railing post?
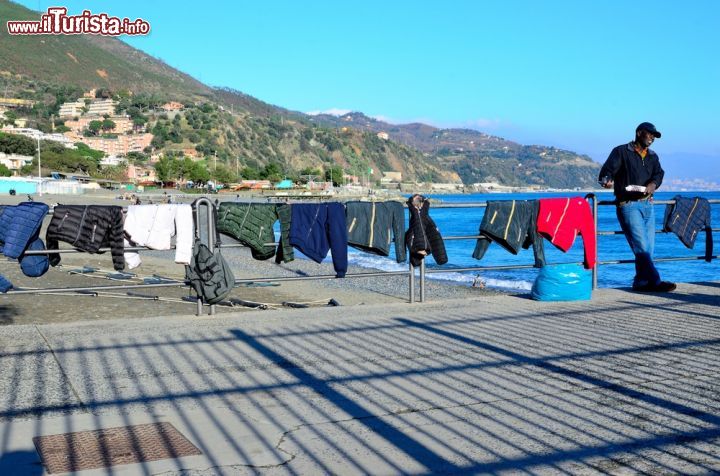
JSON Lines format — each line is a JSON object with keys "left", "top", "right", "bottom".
{"left": 409, "top": 262, "right": 415, "bottom": 303}
{"left": 586, "top": 193, "right": 598, "bottom": 291}
{"left": 192, "top": 197, "right": 217, "bottom": 316}
{"left": 420, "top": 259, "right": 426, "bottom": 302}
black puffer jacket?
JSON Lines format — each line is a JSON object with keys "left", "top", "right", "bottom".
{"left": 405, "top": 195, "right": 447, "bottom": 267}
{"left": 663, "top": 195, "right": 713, "bottom": 261}
{"left": 46, "top": 205, "right": 125, "bottom": 270}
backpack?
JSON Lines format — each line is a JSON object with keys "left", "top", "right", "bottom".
{"left": 185, "top": 202, "right": 235, "bottom": 305}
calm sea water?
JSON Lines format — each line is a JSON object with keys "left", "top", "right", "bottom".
{"left": 338, "top": 191, "right": 720, "bottom": 291}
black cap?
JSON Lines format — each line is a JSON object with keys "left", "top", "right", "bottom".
{"left": 636, "top": 122, "right": 661, "bottom": 138}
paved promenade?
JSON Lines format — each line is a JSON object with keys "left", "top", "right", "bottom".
{"left": 1, "top": 283, "right": 720, "bottom": 475}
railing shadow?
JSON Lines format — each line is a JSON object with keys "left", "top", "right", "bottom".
{"left": 1, "top": 298, "right": 720, "bottom": 473}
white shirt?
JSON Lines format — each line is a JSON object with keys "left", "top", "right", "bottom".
{"left": 123, "top": 204, "right": 194, "bottom": 269}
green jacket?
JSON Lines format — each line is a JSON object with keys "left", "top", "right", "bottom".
{"left": 217, "top": 202, "right": 294, "bottom": 262}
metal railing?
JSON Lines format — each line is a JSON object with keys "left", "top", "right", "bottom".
{"left": 4, "top": 195, "right": 718, "bottom": 311}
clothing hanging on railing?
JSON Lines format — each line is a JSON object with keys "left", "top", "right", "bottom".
{"left": 185, "top": 200, "right": 235, "bottom": 305}
{"left": 123, "top": 203, "right": 194, "bottom": 269}
{"left": 472, "top": 200, "right": 545, "bottom": 267}
{"left": 663, "top": 196, "right": 713, "bottom": 262}
{"left": 46, "top": 204, "right": 126, "bottom": 271}
{"left": 405, "top": 195, "right": 447, "bottom": 267}
{"left": 216, "top": 202, "right": 294, "bottom": 262}
{"left": 346, "top": 200, "right": 406, "bottom": 263}
{"left": 289, "top": 202, "right": 347, "bottom": 277}
{"left": 536, "top": 197, "right": 596, "bottom": 269}
{"left": 0, "top": 201, "right": 50, "bottom": 291}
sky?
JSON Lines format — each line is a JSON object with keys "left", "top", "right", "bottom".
{"left": 16, "top": 0, "right": 720, "bottom": 180}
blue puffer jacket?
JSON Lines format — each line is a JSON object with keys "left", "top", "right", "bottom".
{"left": 0, "top": 201, "right": 50, "bottom": 291}
{"left": 0, "top": 202, "right": 49, "bottom": 258}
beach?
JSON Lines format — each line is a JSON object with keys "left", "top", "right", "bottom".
{"left": 1, "top": 191, "right": 498, "bottom": 325}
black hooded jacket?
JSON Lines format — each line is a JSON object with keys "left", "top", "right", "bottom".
{"left": 405, "top": 195, "right": 447, "bottom": 267}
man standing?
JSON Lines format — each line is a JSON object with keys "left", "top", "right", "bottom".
{"left": 598, "top": 122, "right": 676, "bottom": 292}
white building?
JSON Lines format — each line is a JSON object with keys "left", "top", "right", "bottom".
{"left": 100, "top": 155, "right": 127, "bottom": 167}
{"left": 58, "top": 101, "right": 85, "bottom": 118}
{"left": 86, "top": 99, "right": 117, "bottom": 116}
{"left": 1, "top": 127, "right": 77, "bottom": 149}
{"left": 0, "top": 152, "right": 33, "bottom": 175}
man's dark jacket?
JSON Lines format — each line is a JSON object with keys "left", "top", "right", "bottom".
{"left": 346, "top": 201, "right": 406, "bottom": 263}
{"left": 598, "top": 142, "right": 665, "bottom": 203}
{"left": 217, "top": 202, "right": 293, "bottom": 262}
{"left": 663, "top": 195, "right": 713, "bottom": 261}
{"left": 46, "top": 205, "right": 125, "bottom": 270}
{"left": 472, "top": 200, "right": 546, "bottom": 267}
{"left": 405, "top": 195, "right": 447, "bottom": 267}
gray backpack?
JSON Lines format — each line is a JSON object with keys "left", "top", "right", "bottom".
{"left": 185, "top": 205, "right": 235, "bottom": 305}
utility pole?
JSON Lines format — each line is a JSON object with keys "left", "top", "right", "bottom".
{"left": 37, "top": 135, "right": 42, "bottom": 196}
{"left": 213, "top": 151, "right": 217, "bottom": 170}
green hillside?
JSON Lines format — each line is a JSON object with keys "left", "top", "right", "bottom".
{"left": 0, "top": 0, "right": 599, "bottom": 188}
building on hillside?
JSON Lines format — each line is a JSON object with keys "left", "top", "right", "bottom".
{"left": 79, "top": 133, "right": 153, "bottom": 156}
{"left": 100, "top": 155, "right": 127, "bottom": 167}
{"left": 162, "top": 101, "right": 184, "bottom": 111}
{"left": 64, "top": 115, "right": 133, "bottom": 135}
{"left": 376, "top": 132, "right": 389, "bottom": 140}
{"left": 342, "top": 174, "right": 359, "bottom": 184}
{"left": 0, "top": 98, "right": 36, "bottom": 109}
{"left": 83, "top": 89, "right": 97, "bottom": 98}
{"left": 1, "top": 126, "right": 76, "bottom": 148}
{"left": 380, "top": 171, "right": 402, "bottom": 183}
{"left": 125, "top": 163, "right": 157, "bottom": 183}
{"left": 86, "top": 99, "right": 117, "bottom": 116}
{"left": 58, "top": 101, "right": 85, "bottom": 118}
{"left": 0, "top": 152, "right": 33, "bottom": 175}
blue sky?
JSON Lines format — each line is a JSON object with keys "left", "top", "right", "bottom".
{"left": 16, "top": 0, "right": 720, "bottom": 179}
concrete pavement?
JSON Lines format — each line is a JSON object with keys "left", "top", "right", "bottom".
{"left": 1, "top": 283, "right": 720, "bottom": 475}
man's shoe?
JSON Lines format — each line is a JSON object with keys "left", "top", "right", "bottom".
{"left": 652, "top": 281, "right": 677, "bottom": 292}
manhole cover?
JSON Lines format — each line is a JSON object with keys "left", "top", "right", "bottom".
{"left": 33, "top": 422, "right": 202, "bottom": 474}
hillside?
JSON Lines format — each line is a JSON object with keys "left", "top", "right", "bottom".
{"left": 0, "top": 0, "right": 599, "bottom": 188}
{"left": 0, "top": 0, "right": 211, "bottom": 101}
{"left": 310, "top": 112, "right": 601, "bottom": 188}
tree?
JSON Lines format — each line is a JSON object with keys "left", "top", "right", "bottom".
{"left": 212, "top": 164, "right": 236, "bottom": 185}
{"left": 260, "top": 162, "right": 283, "bottom": 182}
{"left": 88, "top": 120, "right": 103, "bottom": 135}
{"left": 325, "top": 165, "right": 345, "bottom": 186}
{"left": 154, "top": 156, "right": 176, "bottom": 183}
{"left": 0, "top": 163, "right": 12, "bottom": 177}
{"left": 101, "top": 119, "right": 116, "bottom": 132}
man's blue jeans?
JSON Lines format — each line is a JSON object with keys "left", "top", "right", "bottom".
{"left": 616, "top": 200, "right": 661, "bottom": 288}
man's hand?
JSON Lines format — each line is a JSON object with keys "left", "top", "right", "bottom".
{"left": 645, "top": 181, "right": 657, "bottom": 195}
{"left": 602, "top": 180, "right": 614, "bottom": 189}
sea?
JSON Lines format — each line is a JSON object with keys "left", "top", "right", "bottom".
{"left": 314, "top": 191, "right": 720, "bottom": 292}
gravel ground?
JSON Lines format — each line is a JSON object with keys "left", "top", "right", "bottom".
{"left": 1, "top": 191, "right": 501, "bottom": 325}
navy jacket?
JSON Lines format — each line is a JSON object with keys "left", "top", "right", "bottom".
{"left": 663, "top": 196, "right": 713, "bottom": 261}
{"left": 289, "top": 203, "right": 348, "bottom": 277}
{"left": 0, "top": 201, "right": 50, "bottom": 290}
{"left": 598, "top": 142, "right": 665, "bottom": 203}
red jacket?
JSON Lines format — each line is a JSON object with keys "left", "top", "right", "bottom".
{"left": 537, "top": 197, "right": 596, "bottom": 269}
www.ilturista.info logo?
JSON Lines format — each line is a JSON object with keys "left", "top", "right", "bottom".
{"left": 7, "top": 7, "right": 150, "bottom": 36}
